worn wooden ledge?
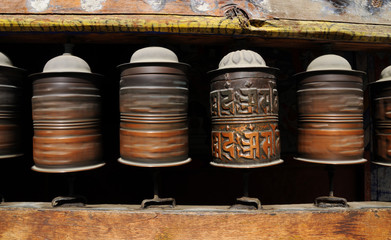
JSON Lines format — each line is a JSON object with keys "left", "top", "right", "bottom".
{"left": 0, "top": 202, "right": 390, "bottom": 239}
{"left": 1, "top": 14, "right": 391, "bottom": 45}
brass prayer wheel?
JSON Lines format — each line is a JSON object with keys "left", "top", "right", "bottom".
{"left": 118, "top": 47, "right": 191, "bottom": 167}
{"left": 208, "top": 50, "right": 283, "bottom": 168}
{"left": 0, "top": 52, "right": 25, "bottom": 158}
{"left": 30, "top": 52, "right": 105, "bottom": 173}
{"left": 295, "top": 54, "right": 366, "bottom": 164}
{"left": 371, "top": 65, "right": 391, "bottom": 167}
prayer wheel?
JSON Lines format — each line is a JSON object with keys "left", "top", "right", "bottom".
{"left": 118, "top": 47, "right": 191, "bottom": 167}
{"left": 0, "top": 52, "right": 25, "bottom": 158}
{"left": 295, "top": 54, "right": 366, "bottom": 164}
{"left": 371, "top": 65, "right": 391, "bottom": 167}
{"left": 208, "top": 50, "right": 283, "bottom": 168}
{"left": 30, "top": 52, "right": 105, "bottom": 173}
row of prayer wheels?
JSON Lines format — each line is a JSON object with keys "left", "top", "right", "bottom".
{"left": 0, "top": 47, "right": 390, "bottom": 173}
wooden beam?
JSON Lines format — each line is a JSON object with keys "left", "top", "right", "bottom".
{"left": 0, "top": 202, "right": 390, "bottom": 239}
{"left": 0, "top": 15, "right": 391, "bottom": 45}
{"left": 3, "top": 0, "right": 391, "bottom": 26}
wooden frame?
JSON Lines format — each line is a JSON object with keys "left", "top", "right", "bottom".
{"left": 1, "top": 202, "right": 391, "bottom": 239}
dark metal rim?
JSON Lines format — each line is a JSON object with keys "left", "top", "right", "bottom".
{"left": 29, "top": 72, "right": 104, "bottom": 80}
{"left": 0, "top": 153, "right": 23, "bottom": 159}
{"left": 207, "top": 66, "right": 279, "bottom": 76}
{"left": 118, "top": 157, "right": 191, "bottom": 168}
{"left": 372, "top": 161, "right": 391, "bottom": 167}
{"left": 294, "top": 157, "right": 367, "bottom": 165}
{"left": 210, "top": 159, "right": 283, "bottom": 169}
{"left": 31, "top": 162, "right": 105, "bottom": 173}
{"left": 369, "top": 79, "right": 391, "bottom": 85}
{"left": 293, "top": 69, "right": 366, "bottom": 79}
{"left": 0, "top": 65, "right": 26, "bottom": 73}
{"left": 117, "top": 62, "right": 190, "bottom": 72}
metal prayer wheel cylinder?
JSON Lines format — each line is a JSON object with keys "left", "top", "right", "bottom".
{"left": 208, "top": 50, "right": 283, "bottom": 168}
{"left": 0, "top": 53, "right": 25, "bottom": 158}
{"left": 30, "top": 52, "right": 105, "bottom": 173}
{"left": 118, "top": 47, "right": 191, "bottom": 167}
{"left": 295, "top": 54, "right": 366, "bottom": 164}
{"left": 371, "top": 65, "right": 391, "bottom": 166}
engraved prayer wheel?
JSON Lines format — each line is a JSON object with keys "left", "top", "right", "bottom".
{"left": 208, "top": 50, "right": 283, "bottom": 168}
{"left": 371, "top": 65, "right": 391, "bottom": 167}
{"left": 118, "top": 47, "right": 191, "bottom": 167}
{"left": 0, "top": 53, "right": 25, "bottom": 158}
{"left": 30, "top": 52, "right": 105, "bottom": 173}
{"left": 295, "top": 54, "right": 366, "bottom": 164}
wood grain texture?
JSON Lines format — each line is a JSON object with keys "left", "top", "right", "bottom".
{"left": 0, "top": 15, "right": 391, "bottom": 44}
{"left": 0, "top": 202, "right": 391, "bottom": 240}
{"left": 1, "top": 0, "right": 391, "bottom": 25}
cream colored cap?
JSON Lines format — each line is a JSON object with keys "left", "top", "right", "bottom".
{"left": 130, "top": 47, "right": 179, "bottom": 63}
{"left": 43, "top": 53, "right": 91, "bottom": 73}
{"left": 218, "top": 50, "right": 267, "bottom": 69}
{"left": 0, "top": 52, "right": 14, "bottom": 68}
{"left": 307, "top": 54, "right": 352, "bottom": 71}
{"left": 378, "top": 65, "right": 391, "bottom": 82}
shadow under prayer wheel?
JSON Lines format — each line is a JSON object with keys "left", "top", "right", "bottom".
{"left": 294, "top": 54, "right": 366, "bottom": 165}
{"left": 0, "top": 53, "right": 25, "bottom": 158}
{"left": 371, "top": 65, "right": 391, "bottom": 167}
{"left": 30, "top": 52, "right": 105, "bottom": 173}
{"left": 118, "top": 47, "right": 191, "bottom": 167}
{"left": 208, "top": 50, "right": 283, "bottom": 168}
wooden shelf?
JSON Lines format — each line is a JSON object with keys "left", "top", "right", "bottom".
{"left": 1, "top": 202, "right": 390, "bottom": 239}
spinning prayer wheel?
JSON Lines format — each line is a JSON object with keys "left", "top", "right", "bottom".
{"left": 371, "top": 65, "right": 391, "bottom": 167}
{"left": 295, "top": 54, "right": 366, "bottom": 164}
{"left": 0, "top": 52, "right": 25, "bottom": 158}
{"left": 118, "top": 47, "right": 191, "bottom": 167}
{"left": 30, "top": 51, "right": 105, "bottom": 173}
{"left": 208, "top": 50, "right": 283, "bottom": 168}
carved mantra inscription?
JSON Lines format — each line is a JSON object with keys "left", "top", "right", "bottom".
{"left": 212, "top": 123, "right": 280, "bottom": 162}
{"left": 211, "top": 85, "right": 278, "bottom": 117}
{"left": 210, "top": 78, "right": 280, "bottom": 164}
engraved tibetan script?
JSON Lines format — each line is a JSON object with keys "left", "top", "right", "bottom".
{"left": 210, "top": 82, "right": 278, "bottom": 117}
{"left": 212, "top": 123, "right": 280, "bottom": 162}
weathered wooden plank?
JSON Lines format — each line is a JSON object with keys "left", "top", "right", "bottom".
{"left": 0, "top": 202, "right": 390, "bottom": 239}
{"left": 2, "top": 0, "right": 391, "bottom": 25}
{"left": 0, "top": 15, "right": 390, "bottom": 44}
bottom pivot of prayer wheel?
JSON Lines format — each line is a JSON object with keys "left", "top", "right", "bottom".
{"left": 230, "top": 196, "right": 261, "bottom": 210}
{"left": 314, "top": 196, "right": 348, "bottom": 208}
{"left": 141, "top": 195, "right": 176, "bottom": 209}
{"left": 52, "top": 195, "right": 86, "bottom": 207}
